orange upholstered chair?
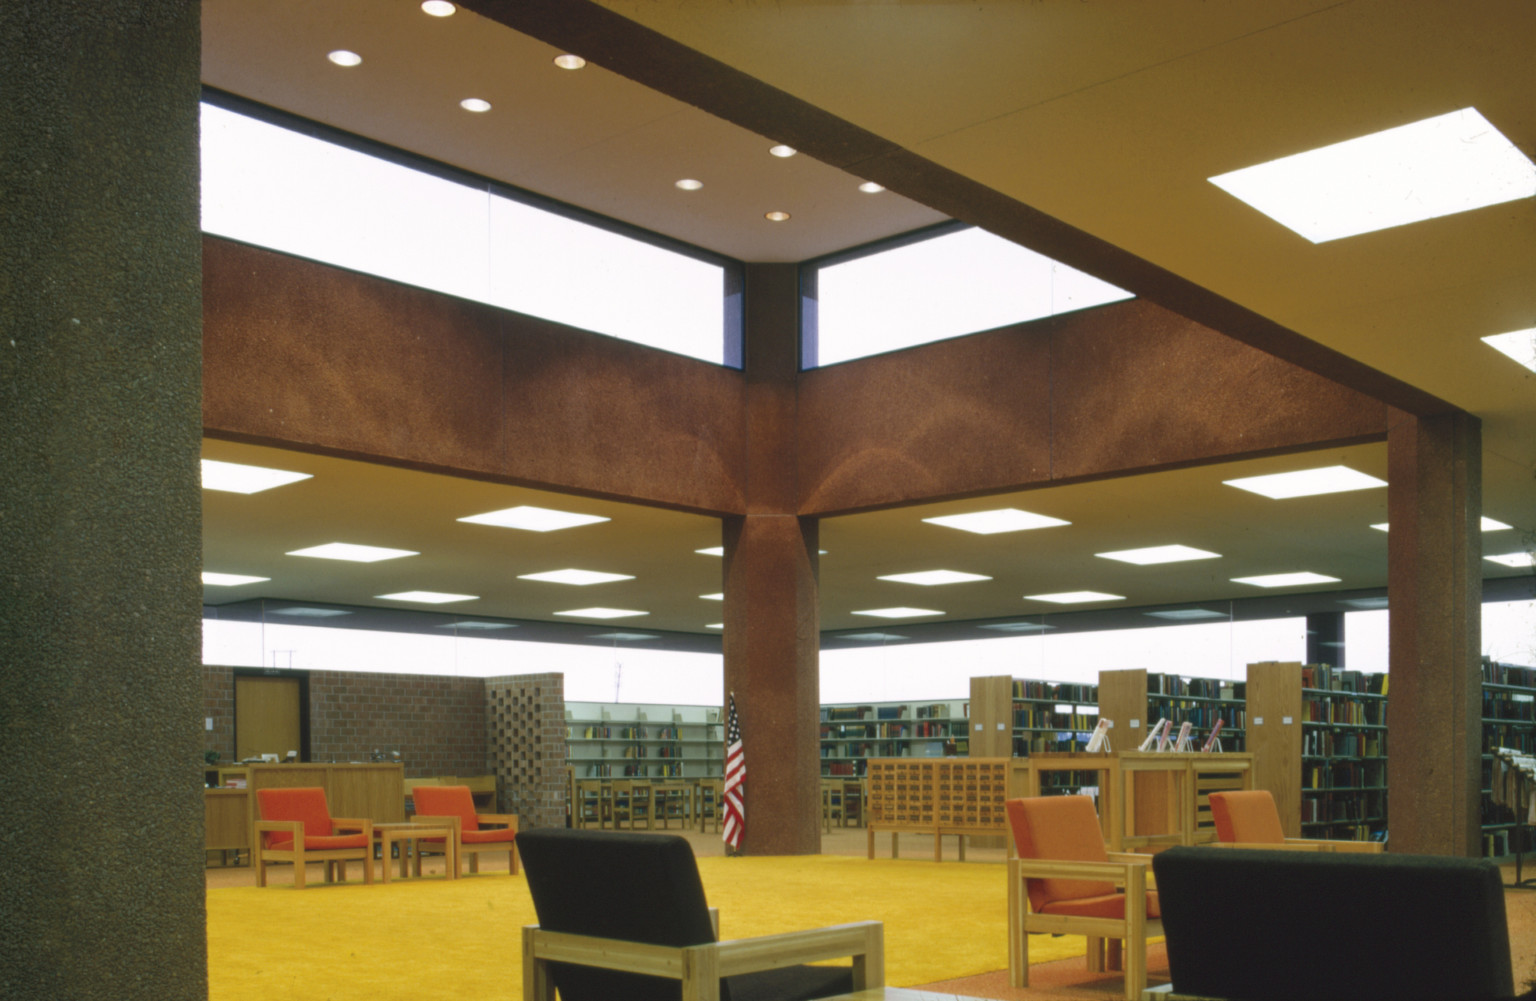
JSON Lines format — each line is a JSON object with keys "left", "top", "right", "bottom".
{"left": 253, "top": 786, "right": 373, "bottom": 889}
{"left": 1208, "top": 789, "right": 1384, "bottom": 853}
{"left": 411, "top": 784, "right": 519, "bottom": 875}
{"left": 1006, "top": 796, "right": 1162, "bottom": 1001}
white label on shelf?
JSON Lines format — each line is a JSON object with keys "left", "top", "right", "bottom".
{"left": 1254, "top": 717, "right": 1264, "bottom": 726}
{"left": 1107, "top": 719, "right": 1115, "bottom": 727}
{"left": 1283, "top": 716, "right": 1293, "bottom": 725}
{"left": 996, "top": 722, "right": 1006, "bottom": 730}
{"left": 1130, "top": 719, "right": 1141, "bottom": 728}
{"left": 975, "top": 723, "right": 983, "bottom": 731}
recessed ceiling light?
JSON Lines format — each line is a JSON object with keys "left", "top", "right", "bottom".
{"left": 1097, "top": 545, "right": 1221, "bottom": 565}
{"left": 1024, "top": 591, "right": 1125, "bottom": 605}
{"left": 327, "top": 50, "right": 362, "bottom": 67}
{"left": 458, "top": 505, "right": 609, "bottom": 532}
{"left": 841, "top": 632, "right": 909, "bottom": 642}
{"left": 1372, "top": 517, "right": 1512, "bottom": 532}
{"left": 979, "top": 622, "right": 1054, "bottom": 633}
{"left": 420, "top": 1, "right": 456, "bottom": 15}
{"left": 271, "top": 606, "right": 352, "bottom": 618}
{"left": 695, "top": 547, "right": 725, "bottom": 557}
{"left": 858, "top": 181, "right": 885, "bottom": 194}
{"left": 1209, "top": 107, "right": 1536, "bottom": 243}
{"left": 438, "top": 620, "right": 519, "bottom": 631}
{"left": 518, "top": 569, "right": 635, "bottom": 586}
{"left": 1231, "top": 572, "right": 1341, "bottom": 588}
{"left": 705, "top": 623, "right": 724, "bottom": 630}
{"left": 554, "top": 607, "right": 648, "bottom": 619}
{"left": 460, "top": 98, "right": 492, "bottom": 113}
{"left": 202, "top": 572, "right": 270, "bottom": 586}
{"left": 765, "top": 211, "right": 791, "bottom": 222}
{"left": 1486, "top": 552, "right": 1536, "bottom": 568}
{"left": 377, "top": 590, "right": 478, "bottom": 604}
{"left": 675, "top": 179, "right": 703, "bottom": 191}
{"left": 1224, "top": 465, "right": 1386, "bottom": 499}
{"left": 878, "top": 570, "right": 993, "bottom": 586}
{"left": 852, "top": 607, "right": 943, "bottom": 619}
{"left": 700, "top": 593, "right": 724, "bottom": 601}
{"left": 923, "top": 508, "right": 1071, "bottom": 534}
{"left": 553, "top": 54, "right": 587, "bottom": 70}
{"left": 1144, "top": 608, "right": 1229, "bottom": 621}
{"left": 286, "top": 542, "right": 418, "bottom": 563}
{"left": 201, "top": 459, "right": 312, "bottom": 494}
{"left": 592, "top": 632, "right": 658, "bottom": 642}
{"left": 769, "top": 145, "right": 796, "bottom": 158}
{"left": 1483, "top": 328, "right": 1536, "bottom": 373}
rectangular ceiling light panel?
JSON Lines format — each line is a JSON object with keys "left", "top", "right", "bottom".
{"left": 202, "top": 572, "right": 270, "bottom": 586}
{"left": 377, "top": 590, "right": 477, "bottom": 604}
{"left": 1024, "top": 591, "right": 1125, "bottom": 604}
{"left": 201, "top": 458, "right": 311, "bottom": 494}
{"left": 923, "top": 508, "right": 1070, "bottom": 534}
{"left": 287, "top": 542, "right": 418, "bottom": 562}
{"left": 1210, "top": 108, "right": 1536, "bottom": 243}
{"left": 458, "top": 505, "right": 609, "bottom": 532}
{"left": 518, "top": 569, "right": 634, "bottom": 586}
{"left": 1096, "top": 545, "right": 1220, "bottom": 565}
{"left": 554, "top": 607, "right": 648, "bottom": 619}
{"left": 1224, "top": 465, "right": 1385, "bottom": 499}
{"left": 878, "top": 570, "right": 993, "bottom": 585}
{"left": 852, "top": 607, "right": 943, "bottom": 619}
{"left": 1231, "top": 572, "right": 1341, "bottom": 588}
{"left": 1483, "top": 328, "right": 1536, "bottom": 373}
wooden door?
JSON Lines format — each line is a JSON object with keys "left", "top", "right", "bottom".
{"left": 235, "top": 675, "right": 301, "bottom": 761}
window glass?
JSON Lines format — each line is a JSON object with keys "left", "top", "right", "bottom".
{"left": 806, "top": 225, "right": 1133, "bottom": 367}
{"left": 200, "top": 101, "right": 733, "bottom": 365}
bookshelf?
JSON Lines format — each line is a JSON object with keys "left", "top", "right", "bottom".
{"left": 819, "top": 699, "right": 969, "bottom": 777}
{"left": 1145, "top": 674, "right": 1247, "bottom": 752}
{"left": 565, "top": 701, "right": 723, "bottom": 779}
{"left": 1481, "top": 658, "right": 1536, "bottom": 858}
{"left": 1247, "top": 661, "right": 1388, "bottom": 842}
{"left": 971, "top": 675, "right": 1100, "bottom": 798}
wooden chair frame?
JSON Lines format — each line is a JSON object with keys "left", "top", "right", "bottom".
{"left": 521, "top": 918, "right": 884, "bottom": 1001}
{"left": 1008, "top": 853, "right": 1161, "bottom": 1001}
{"left": 412, "top": 811, "right": 519, "bottom": 875}
{"left": 253, "top": 816, "right": 374, "bottom": 889}
{"left": 1208, "top": 790, "right": 1384, "bottom": 854}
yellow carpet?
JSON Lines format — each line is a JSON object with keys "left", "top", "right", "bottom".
{"left": 208, "top": 855, "right": 1090, "bottom": 999}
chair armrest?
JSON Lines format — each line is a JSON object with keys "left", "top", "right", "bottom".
{"left": 254, "top": 819, "right": 302, "bottom": 844}
{"left": 330, "top": 817, "right": 373, "bottom": 836}
{"left": 476, "top": 813, "right": 519, "bottom": 831}
{"left": 708, "top": 907, "right": 720, "bottom": 939}
{"left": 1011, "top": 856, "right": 1147, "bottom": 885}
{"left": 1105, "top": 852, "right": 1154, "bottom": 865}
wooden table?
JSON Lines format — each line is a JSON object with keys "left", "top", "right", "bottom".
{"left": 822, "top": 990, "right": 992, "bottom": 1000}
{"left": 374, "top": 822, "right": 456, "bottom": 883}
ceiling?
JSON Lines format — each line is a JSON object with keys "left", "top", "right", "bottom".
{"left": 198, "top": 0, "right": 1535, "bottom": 647}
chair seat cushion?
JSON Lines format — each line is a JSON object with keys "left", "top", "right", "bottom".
{"left": 268, "top": 833, "right": 369, "bottom": 852}
{"left": 1039, "top": 890, "right": 1160, "bottom": 920}
{"left": 460, "top": 827, "right": 515, "bottom": 845}
{"left": 724, "top": 963, "right": 854, "bottom": 1001}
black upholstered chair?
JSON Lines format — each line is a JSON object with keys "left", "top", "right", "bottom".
{"left": 518, "top": 828, "right": 883, "bottom": 1001}
{"left": 1152, "top": 846, "right": 1515, "bottom": 1001}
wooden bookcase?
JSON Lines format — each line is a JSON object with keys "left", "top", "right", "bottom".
{"left": 1481, "top": 658, "right": 1536, "bottom": 858}
{"left": 819, "top": 699, "right": 969, "bottom": 777}
{"left": 1245, "top": 661, "right": 1306, "bottom": 837}
{"left": 970, "top": 675, "right": 1099, "bottom": 796}
{"left": 564, "top": 701, "right": 723, "bottom": 780}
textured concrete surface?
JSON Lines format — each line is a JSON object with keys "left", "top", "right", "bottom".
{"left": 0, "top": 4, "right": 207, "bottom": 999}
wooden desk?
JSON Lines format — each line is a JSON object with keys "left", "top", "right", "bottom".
{"left": 1117, "top": 752, "right": 1252, "bottom": 851}
{"left": 823, "top": 990, "right": 992, "bottom": 1000}
{"left": 204, "top": 788, "right": 250, "bottom": 865}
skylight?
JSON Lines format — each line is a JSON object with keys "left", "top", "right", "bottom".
{"left": 201, "top": 458, "right": 311, "bottom": 494}
{"left": 1224, "top": 465, "right": 1385, "bottom": 499}
{"left": 923, "top": 508, "right": 1070, "bottom": 534}
{"left": 1209, "top": 108, "right": 1536, "bottom": 243}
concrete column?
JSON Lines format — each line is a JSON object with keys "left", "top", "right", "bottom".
{"left": 1386, "top": 408, "right": 1482, "bottom": 856}
{"left": 721, "top": 263, "right": 821, "bottom": 854}
{"left": 0, "top": 4, "right": 206, "bottom": 997}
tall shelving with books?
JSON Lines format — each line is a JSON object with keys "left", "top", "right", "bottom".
{"left": 819, "top": 700, "right": 969, "bottom": 777}
{"left": 1246, "top": 661, "right": 1387, "bottom": 842}
{"left": 1144, "top": 674, "right": 1247, "bottom": 752}
{"left": 565, "top": 701, "right": 723, "bottom": 780}
{"left": 1481, "top": 658, "right": 1536, "bottom": 858}
{"left": 970, "top": 675, "right": 1100, "bottom": 797}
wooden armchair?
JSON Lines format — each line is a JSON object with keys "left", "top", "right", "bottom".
{"left": 253, "top": 786, "right": 373, "bottom": 889}
{"left": 518, "top": 828, "right": 883, "bottom": 1001}
{"left": 411, "top": 783, "right": 518, "bottom": 875}
{"left": 1006, "top": 795, "right": 1161, "bottom": 1001}
{"left": 1208, "top": 790, "right": 1383, "bottom": 853}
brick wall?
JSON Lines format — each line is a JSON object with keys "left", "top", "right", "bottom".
{"left": 485, "top": 672, "right": 567, "bottom": 829}
{"left": 203, "top": 664, "right": 235, "bottom": 762}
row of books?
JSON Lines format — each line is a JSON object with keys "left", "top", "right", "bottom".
{"left": 1304, "top": 760, "right": 1385, "bottom": 789}
{"left": 1302, "top": 698, "right": 1386, "bottom": 725}
{"left": 1013, "top": 707, "right": 1097, "bottom": 730}
{"left": 1148, "top": 701, "right": 1244, "bottom": 731}
{"left": 580, "top": 762, "right": 685, "bottom": 777}
{"left": 1483, "top": 658, "right": 1536, "bottom": 688}
{"left": 1483, "top": 695, "right": 1536, "bottom": 722}
{"left": 1148, "top": 674, "right": 1243, "bottom": 701}
{"left": 1012, "top": 680, "right": 1097, "bottom": 703}
{"left": 1303, "top": 729, "right": 1386, "bottom": 758}
{"left": 1301, "top": 665, "right": 1388, "bottom": 695}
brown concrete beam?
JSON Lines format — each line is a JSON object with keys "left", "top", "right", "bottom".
{"left": 798, "top": 298, "right": 1388, "bottom": 516}
{"left": 1386, "top": 408, "right": 1483, "bottom": 856}
{"left": 202, "top": 237, "right": 747, "bottom": 515}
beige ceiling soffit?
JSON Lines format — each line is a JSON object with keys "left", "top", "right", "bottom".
{"left": 463, "top": 0, "right": 1461, "bottom": 421}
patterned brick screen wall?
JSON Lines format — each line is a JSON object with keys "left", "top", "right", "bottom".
{"left": 485, "top": 673, "right": 567, "bottom": 830}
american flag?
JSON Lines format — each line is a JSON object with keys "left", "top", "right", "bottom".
{"left": 722, "top": 693, "right": 745, "bottom": 851}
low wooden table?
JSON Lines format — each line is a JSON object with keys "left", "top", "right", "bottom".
{"left": 375, "top": 822, "right": 456, "bottom": 883}
{"left": 822, "top": 989, "right": 992, "bottom": 1000}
